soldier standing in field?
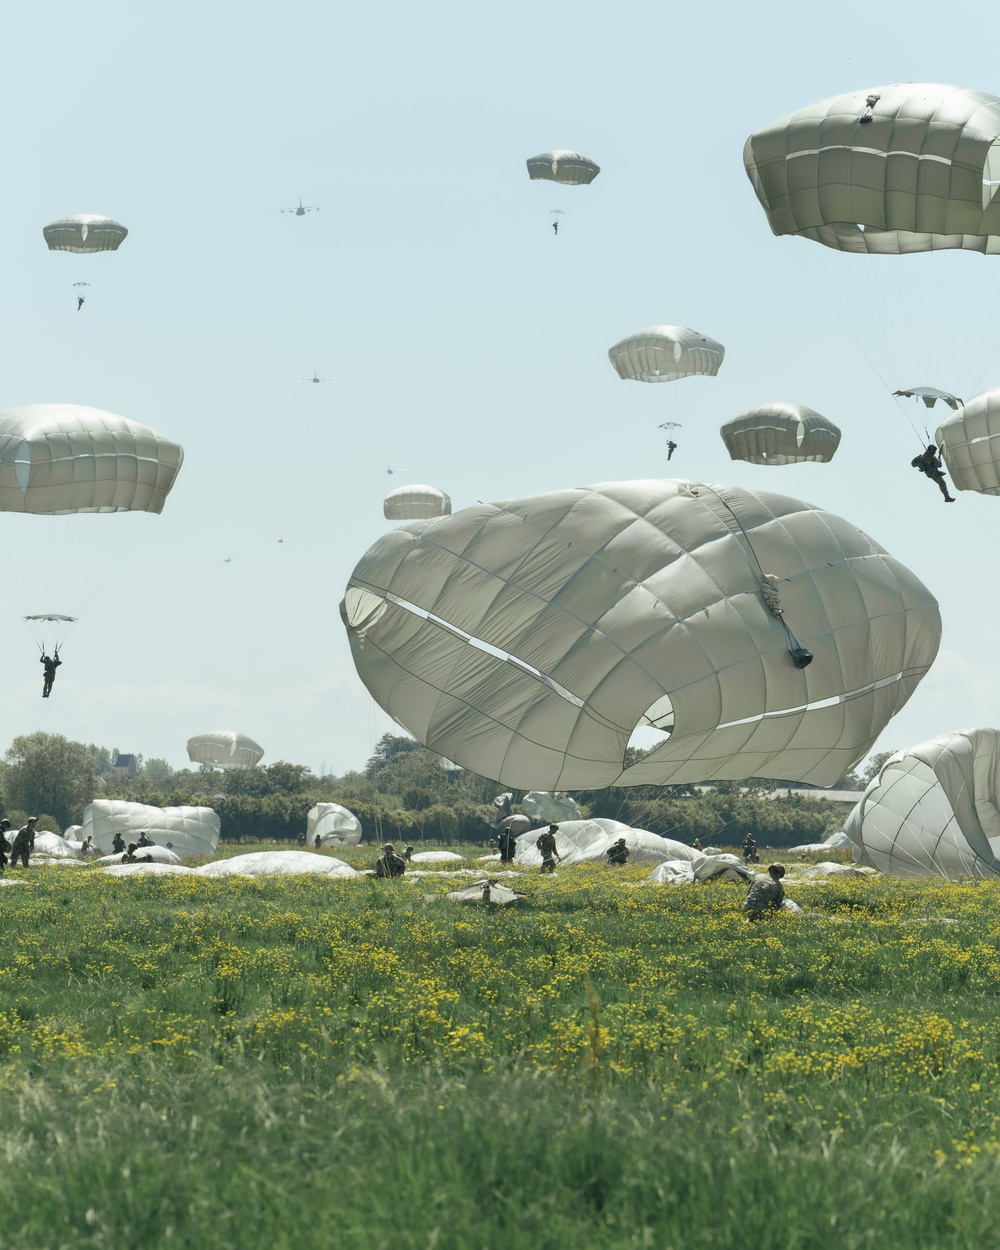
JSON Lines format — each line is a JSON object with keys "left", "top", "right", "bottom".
{"left": 536, "top": 824, "right": 562, "bottom": 874}
{"left": 10, "top": 817, "right": 37, "bottom": 868}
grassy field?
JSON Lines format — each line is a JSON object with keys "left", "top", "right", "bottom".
{"left": 3, "top": 845, "right": 1000, "bottom": 1248}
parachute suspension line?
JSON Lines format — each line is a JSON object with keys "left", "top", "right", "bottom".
{"left": 366, "top": 694, "right": 385, "bottom": 846}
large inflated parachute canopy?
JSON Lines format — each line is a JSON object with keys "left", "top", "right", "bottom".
{"left": 525, "top": 151, "right": 600, "bottom": 185}
{"left": 721, "top": 403, "right": 841, "bottom": 465}
{"left": 936, "top": 388, "right": 1000, "bottom": 494}
{"left": 82, "top": 800, "right": 220, "bottom": 856}
{"left": 306, "top": 803, "right": 362, "bottom": 846}
{"left": 0, "top": 405, "right": 183, "bottom": 514}
{"left": 384, "top": 485, "right": 452, "bottom": 522}
{"left": 43, "top": 215, "right": 128, "bottom": 253}
{"left": 186, "top": 731, "right": 264, "bottom": 770}
{"left": 744, "top": 84, "right": 1000, "bottom": 254}
{"left": 609, "top": 327, "right": 725, "bottom": 383}
{"left": 341, "top": 479, "right": 941, "bottom": 790}
{"left": 844, "top": 729, "right": 1000, "bottom": 878}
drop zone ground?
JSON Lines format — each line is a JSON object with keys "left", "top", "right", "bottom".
{"left": 2, "top": 844, "right": 1000, "bottom": 1249}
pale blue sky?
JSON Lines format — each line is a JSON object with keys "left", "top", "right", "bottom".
{"left": 2, "top": 0, "right": 998, "bottom": 777}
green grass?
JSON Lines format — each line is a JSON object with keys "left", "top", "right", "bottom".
{"left": 2, "top": 847, "right": 1000, "bottom": 1247}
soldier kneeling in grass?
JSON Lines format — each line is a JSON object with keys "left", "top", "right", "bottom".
{"left": 375, "top": 844, "right": 407, "bottom": 878}
{"left": 743, "top": 863, "right": 786, "bottom": 920}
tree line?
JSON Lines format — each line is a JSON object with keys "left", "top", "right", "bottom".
{"left": 0, "top": 731, "right": 887, "bottom": 848}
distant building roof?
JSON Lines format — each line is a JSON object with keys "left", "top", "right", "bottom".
{"left": 113, "top": 753, "right": 137, "bottom": 772}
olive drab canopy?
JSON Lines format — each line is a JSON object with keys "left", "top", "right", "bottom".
{"left": 720, "top": 403, "right": 841, "bottom": 465}
{"left": 936, "top": 388, "right": 1000, "bottom": 494}
{"left": 844, "top": 729, "right": 1000, "bottom": 878}
{"left": 744, "top": 84, "right": 1000, "bottom": 254}
{"left": 525, "top": 151, "right": 600, "bottom": 185}
{"left": 186, "top": 731, "right": 265, "bottom": 770}
{"left": 383, "top": 484, "right": 452, "bottom": 522}
{"left": 0, "top": 405, "right": 184, "bottom": 515}
{"left": 43, "top": 215, "right": 129, "bottom": 253}
{"left": 608, "top": 327, "right": 725, "bottom": 383}
{"left": 341, "top": 479, "right": 941, "bottom": 791}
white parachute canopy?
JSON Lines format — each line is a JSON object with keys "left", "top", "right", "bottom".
{"left": 43, "top": 214, "right": 128, "bottom": 253}
{"left": 81, "top": 800, "right": 221, "bottom": 856}
{"left": 720, "top": 403, "right": 841, "bottom": 465}
{"left": 525, "top": 151, "right": 600, "bottom": 185}
{"left": 745, "top": 84, "right": 1000, "bottom": 408}
{"left": 844, "top": 729, "right": 1000, "bottom": 878}
{"left": 514, "top": 819, "right": 698, "bottom": 867}
{"left": 894, "top": 387, "right": 964, "bottom": 411}
{"left": 383, "top": 485, "right": 452, "bottom": 522}
{"left": 186, "top": 731, "right": 265, "bottom": 770}
{"left": 520, "top": 792, "right": 583, "bottom": 823}
{"left": 341, "top": 479, "right": 941, "bottom": 790}
{"left": 0, "top": 404, "right": 184, "bottom": 648}
{"left": 306, "top": 803, "right": 362, "bottom": 846}
{"left": 608, "top": 327, "right": 725, "bottom": 383}
{"left": 936, "top": 388, "right": 1000, "bottom": 494}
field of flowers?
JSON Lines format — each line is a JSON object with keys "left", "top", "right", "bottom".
{"left": 3, "top": 848, "right": 1000, "bottom": 1248}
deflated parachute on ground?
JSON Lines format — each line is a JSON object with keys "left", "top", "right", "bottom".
{"left": 82, "top": 800, "right": 220, "bottom": 856}
{"left": 186, "top": 731, "right": 264, "bottom": 770}
{"left": 608, "top": 327, "right": 724, "bottom": 383}
{"left": 844, "top": 729, "right": 1000, "bottom": 878}
{"left": 341, "top": 479, "right": 941, "bottom": 790}
{"left": 744, "top": 84, "right": 1000, "bottom": 254}
{"left": 0, "top": 405, "right": 183, "bottom": 514}
{"left": 721, "top": 403, "right": 840, "bottom": 465}
{"left": 936, "top": 388, "right": 1000, "bottom": 494}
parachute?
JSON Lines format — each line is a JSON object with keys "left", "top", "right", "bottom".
{"left": 936, "top": 387, "right": 1000, "bottom": 494}
{"left": 383, "top": 484, "right": 452, "bottom": 522}
{"left": 306, "top": 803, "right": 362, "bottom": 846}
{"left": 720, "top": 403, "right": 841, "bottom": 465}
{"left": 186, "top": 732, "right": 264, "bottom": 770}
{"left": 608, "top": 327, "right": 724, "bottom": 383}
{"left": 0, "top": 405, "right": 183, "bottom": 649}
{"left": 525, "top": 151, "right": 600, "bottom": 185}
{"left": 745, "top": 84, "right": 1000, "bottom": 418}
{"left": 520, "top": 791, "right": 583, "bottom": 823}
{"left": 82, "top": 800, "right": 221, "bottom": 856}
{"left": 893, "top": 387, "right": 963, "bottom": 411}
{"left": 43, "top": 215, "right": 128, "bottom": 253}
{"left": 843, "top": 729, "right": 1000, "bottom": 878}
{"left": 341, "top": 479, "right": 941, "bottom": 791}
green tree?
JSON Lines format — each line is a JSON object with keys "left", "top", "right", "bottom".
{"left": 2, "top": 732, "right": 96, "bottom": 828}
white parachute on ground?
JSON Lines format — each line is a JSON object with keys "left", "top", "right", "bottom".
{"left": 936, "top": 388, "right": 1000, "bottom": 494}
{"left": 411, "top": 850, "right": 465, "bottom": 863}
{"left": 608, "top": 327, "right": 724, "bottom": 383}
{"left": 646, "top": 852, "right": 754, "bottom": 885}
{"left": 43, "top": 215, "right": 128, "bottom": 253}
{"left": 843, "top": 729, "right": 1000, "bottom": 878}
{"left": 525, "top": 151, "right": 600, "bottom": 185}
{"left": 81, "top": 801, "right": 220, "bottom": 856}
{"left": 342, "top": 479, "right": 941, "bottom": 790}
{"left": 383, "top": 485, "right": 452, "bottom": 522}
{"left": 197, "top": 851, "right": 358, "bottom": 878}
{"left": 94, "top": 845, "right": 183, "bottom": 866}
{"left": 186, "top": 731, "right": 265, "bottom": 770}
{"left": 720, "top": 403, "right": 841, "bottom": 465}
{"left": 789, "top": 829, "right": 855, "bottom": 854}
{"left": 513, "top": 819, "right": 699, "bottom": 868}
{"left": 306, "top": 803, "right": 362, "bottom": 846}
{"left": 520, "top": 792, "right": 583, "bottom": 823}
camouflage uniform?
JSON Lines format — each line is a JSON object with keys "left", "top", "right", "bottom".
{"left": 743, "top": 872, "right": 785, "bottom": 919}
{"left": 536, "top": 830, "right": 559, "bottom": 873}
